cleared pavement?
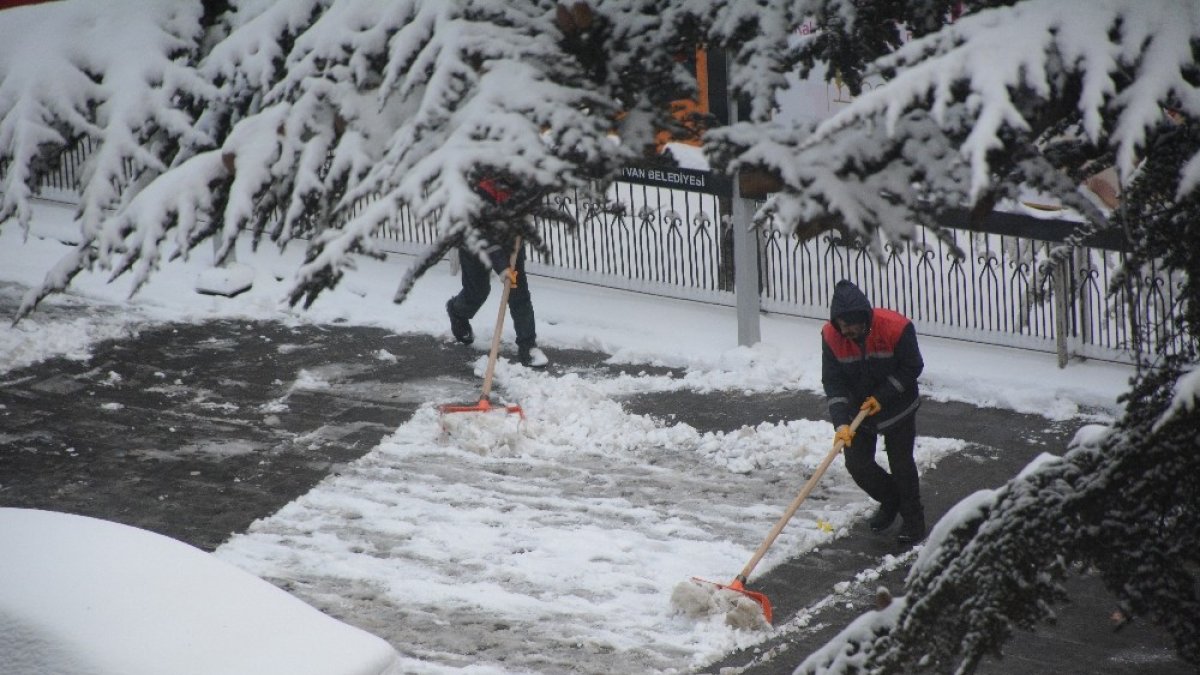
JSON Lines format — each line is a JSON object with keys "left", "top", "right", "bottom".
{"left": 0, "top": 305, "right": 1189, "bottom": 674}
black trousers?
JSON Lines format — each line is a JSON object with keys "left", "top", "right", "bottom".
{"left": 843, "top": 414, "right": 922, "bottom": 519}
{"left": 448, "top": 246, "right": 537, "bottom": 348}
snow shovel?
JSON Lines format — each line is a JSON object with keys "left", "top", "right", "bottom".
{"left": 439, "top": 237, "right": 526, "bottom": 422}
{"left": 692, "top": 408, "right": 870, "bottom": 624}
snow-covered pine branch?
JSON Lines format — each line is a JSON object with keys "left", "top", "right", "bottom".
{"left": 706, "top": 0, "right": 1200, "bottom": 246}
{"left": 342, "top": 0, "right": 702, "bottom": 307}
{"left": 798, "top": 377, "right": 1200, "bottom": 674}
{"left": 0, "top": 0, "right": 213, "bottom": 239}
{"left": 710, "top": 2, "right": 1200, "bottom": 671}
{"left": 0, "top": 0, "right": 702, "bottom": 318}
{"left": 706, "top": 0, "right": 969, "bottom": 123}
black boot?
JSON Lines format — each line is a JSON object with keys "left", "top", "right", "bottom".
{"left": 868, "top": 502, "right": 899, "bottom": 532}
{"left": 446, "top": 299, "right": 473, "bottom": 344}
{"left": 518, "top": 345, "right": 548, "bottom": 368}
{"left": 896, "top": 511, "right": 926, "bottom": 544}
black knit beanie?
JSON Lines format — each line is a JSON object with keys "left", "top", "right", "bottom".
{"left": 838, "top": 310, "right": 870, "bottom": 327}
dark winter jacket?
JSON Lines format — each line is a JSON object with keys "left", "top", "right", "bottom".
{"left": 821, "top": 280, "right": 924, "bottom": 432}
{"left": 473, "top": 177, "right": 518, "bottom": 273}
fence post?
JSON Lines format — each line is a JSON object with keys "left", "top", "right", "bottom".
{"left": 1072, "top": 246, "right": 1090, "bottom": 351}
{"left": 1053, "top": 256, "right": 1070, "bottom": 368}
{"left": 727, "top": 78, "right": 760, "bottom": 347}
{"left": 731, "top": 192, "right": 761, "bottom": 346}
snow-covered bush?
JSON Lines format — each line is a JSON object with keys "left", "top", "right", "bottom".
{"left": 0, "top": 0, "right": 701, "bottom": 316}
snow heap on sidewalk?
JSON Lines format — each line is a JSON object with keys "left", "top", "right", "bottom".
{"left": 0, "top": 508, "right": 402, "bottom": 675}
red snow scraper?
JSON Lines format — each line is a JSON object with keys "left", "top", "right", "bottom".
{"left": 439, "top": 238, "right": 525, "bottom": 423}
{"left": 691, "top": 408, "right": 870, "bottom": 624}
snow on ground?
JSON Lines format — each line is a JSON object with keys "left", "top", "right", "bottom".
{"left": 0, "top": 508, "right": 401, "bottom": 675}
{"left": 0, "top": 201, "right": 1133, "bottom": 673}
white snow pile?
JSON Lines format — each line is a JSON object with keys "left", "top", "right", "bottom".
{"left": 0, "top": 508, "right": 403, "bottom": 675}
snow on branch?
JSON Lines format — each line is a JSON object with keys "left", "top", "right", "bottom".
{"left": 797, "top": 382, "right": 1200, "bottom": 673}
{"left": 708, "top": 0, "right": 1200, "bottom": 241}
{"left": 3, "top": 0, "right": 697, "bottom": 315}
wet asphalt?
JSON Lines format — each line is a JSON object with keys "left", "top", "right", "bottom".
{"left": 0, "top": 294, "right": 1191, "bottom": 674}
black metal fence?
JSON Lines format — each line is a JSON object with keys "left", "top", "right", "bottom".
{"left": 523, "top": 183, "right": 734, "bottom": 300}
{"left": 6, "top": 139, "right": 1184, "bottom": 364}
{"left": 1, "top": 135, "right": 131, "bottom": 205}
{"left": 756, "top": 223, "right": 1184, "bottom": 360}
{"left": 498, "top": 184, "right": 1181, "bottom": 364}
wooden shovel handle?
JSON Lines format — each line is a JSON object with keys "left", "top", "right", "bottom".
{"left": 736, "top": 408, "right": 870, "bottom": 582}
{"left": 478, "top": 236, "right": 522, "bottom": 401}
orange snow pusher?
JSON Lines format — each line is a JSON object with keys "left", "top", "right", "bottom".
{"left": 439, "top": 237, "right": 525, "bottom": 424}
{"left": 690, "top": 408, "right": 870, "bottom": 624}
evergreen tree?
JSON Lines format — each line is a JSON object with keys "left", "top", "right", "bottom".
{"left": 0, "top": 0, "right": 700, "bottom": 316}
{"left": 1, "top": 1, "right": 1197, "bottom": 669}
{"left": 703, "top": 0, "right": 1200, "bottom": 671}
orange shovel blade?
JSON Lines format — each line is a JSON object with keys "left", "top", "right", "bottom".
{"left": 438, "top": 399, "right": 525, "bottom": 418}
{"left": 691, "top": 577, "right": 773, "bottom": 624}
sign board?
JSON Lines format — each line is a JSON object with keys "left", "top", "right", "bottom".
{"left": 617, "top": 163, "right": 730, "bottom": 196}
{"left": 619, "top": 48, "right": 731, "bottom": 196}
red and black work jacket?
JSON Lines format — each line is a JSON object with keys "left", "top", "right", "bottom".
{"left": 472, "top": 176, "right": 518, "bottom": 273}
{"left": 821, "top": 282, "right": 924, "bottom": 432}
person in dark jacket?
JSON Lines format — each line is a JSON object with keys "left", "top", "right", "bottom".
{"left": 446, "top": 176, "right": 548, "bottom": 368}
{"left": 821, "top": 279, "right": 926, "bottom": 542}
